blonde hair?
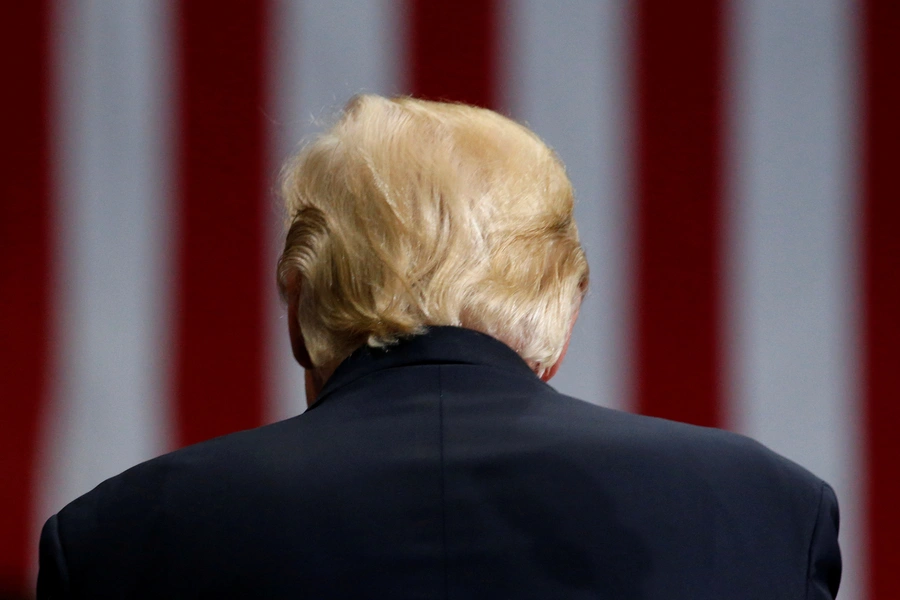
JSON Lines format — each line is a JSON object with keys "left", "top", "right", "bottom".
{"left": 277, "top": 95, "right": 588, "bottom": 376}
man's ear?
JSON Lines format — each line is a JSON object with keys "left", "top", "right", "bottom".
{"left": 287, "top": 280, "right": 314, "bottom": 370}
{"left": 540, "top": 299, "right": 582, "bottom": 383}
{"left": 540, "top": 360, "right": 563, "bottom": 383}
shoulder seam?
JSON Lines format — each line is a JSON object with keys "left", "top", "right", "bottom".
{"left": 50, "top": 512, "right": 73, "bottom": 596}
{"left": 804, "top": 480, "right": 827, "bottom": 600}
{"left": 438, "top": 365, "right": 449, "bottom": 600}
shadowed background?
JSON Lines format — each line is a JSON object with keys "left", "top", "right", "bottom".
{"left": 1, "top": 1, "right": 897, "bottom": 598}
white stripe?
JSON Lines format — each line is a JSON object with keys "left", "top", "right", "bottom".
{"left": 724, "top": 0, "right": 863, "bottom": 597}
{"left": 504, "top": 0, "right": 634, "bottom": 411}
{"left": 266, "top": 0, "right": 404, "bottom": 421}
{"left": 37, "top": 0, "right": 174, "bottom": 522}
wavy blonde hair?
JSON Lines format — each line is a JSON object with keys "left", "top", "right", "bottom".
{"left": 277, "top": 95, "right": 588, "bottom": 376}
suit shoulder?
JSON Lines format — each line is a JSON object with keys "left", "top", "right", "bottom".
{"left": 546, "top": 392, "right": 826, "bottom": 499}
{"left": 50, "top": 418, "right": 312, "bottom": 590}
{"left": 55, "top": 417, "right": 303, "bottom": 536}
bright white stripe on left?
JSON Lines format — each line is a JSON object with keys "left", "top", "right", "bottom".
{"left": 36, "top": 0, "right": 174, "bottom": 537}
{"left": 504, "top": 0, "right": 634, "bottom": 411}
{"left": 266, "top": 0, "right": 404, "bottom": 422}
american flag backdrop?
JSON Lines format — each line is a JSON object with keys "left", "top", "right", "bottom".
{"left": 1, "top": 1, "right": 897, "bottom": 598}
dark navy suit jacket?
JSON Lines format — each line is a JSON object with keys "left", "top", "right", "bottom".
{"left": 38, "top": 327, "right": 841, "bottom": 599}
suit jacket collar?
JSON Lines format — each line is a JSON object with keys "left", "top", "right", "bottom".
{"left": 309, "top": 326, "right": 539, "bottom": 409}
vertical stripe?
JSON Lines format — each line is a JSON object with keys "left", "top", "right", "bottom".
{"left": 267, "top": 0, "right": 404, "bottom": 421}
{"left": 175, "top": 1, "right": 269, "bottom": 446}
{"left": 863, "top": 0, "right": 900, "bottom": 596}
{"left": 35, "top": 3, "right": 176, "bottom": 584}
{"left": 504, "top": 0, "right": 633, "bottom": 411}
{"left": 0, "top": 2, "right": 51, "bottom": 593}
{"left": 407, "top": 0, "right": 498, "bottom": 108}
{"left": 634, "top": 2, "right": 724, "bottom": 427}
{"left": 725, "top": 1, "right": 863, "bottom": 598}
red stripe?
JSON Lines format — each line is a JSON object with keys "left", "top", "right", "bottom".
{"left": 174, "top": 1, "right": 268, "bottom": 447}
{"left": 407, "top": 0, "right": 498, "bottom": 109}
{"left": 633, "top": 2, "right": 724, "bottom": 427}
{"left": 0, "top": 1, "right": 52, "bottom": 593}
{"left": 863, "top": 1, "right": 900, "bottom": 596}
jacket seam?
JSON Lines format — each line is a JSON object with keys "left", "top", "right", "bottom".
{"left": 804, "top": 481, "right": 827, "bottom": 600}
{"left": 438, "top": 365, "right": 449, "bottom": 599}
{"left": 52, "top": 512, "right": 74, "bottom": 596}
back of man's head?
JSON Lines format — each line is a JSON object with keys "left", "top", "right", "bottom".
{"left": 278, "top": 95, "right": 588, "bottom": 377}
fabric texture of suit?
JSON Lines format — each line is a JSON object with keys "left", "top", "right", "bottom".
{"left": 38, "top": 326, "right": 841, "bottom": 599}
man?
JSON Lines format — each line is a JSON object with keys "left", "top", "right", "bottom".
{"left": 39, "top": 95, "right": 841, "bottom": 598}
